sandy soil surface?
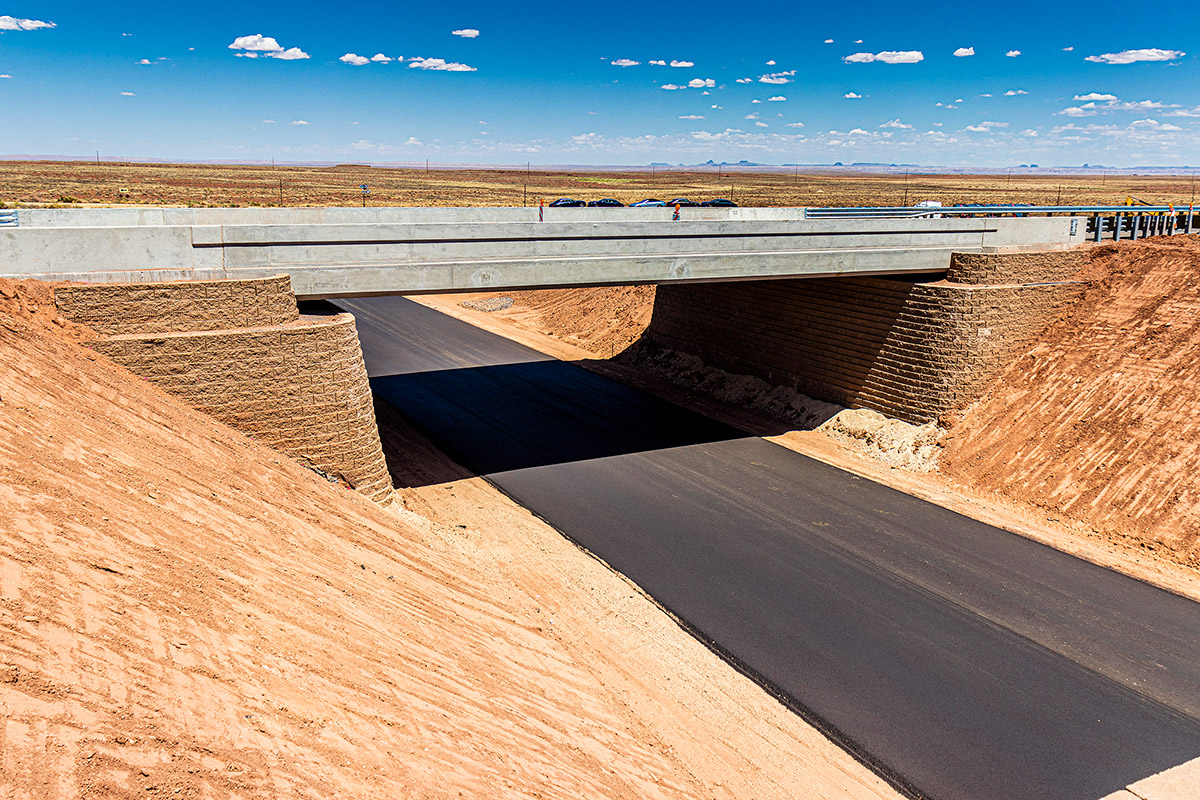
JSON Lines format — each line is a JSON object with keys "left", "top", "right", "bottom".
{"left": 417, "top": 242, "right": 1200, "bottom": 601}
{"left": 0, "top": 279, "right": 899, "bottom": 799}
{"left": 3, "top": 159, "right": 1195, "bottom": 209}
{"left": 941, "top": 236, "right": 1200, "bottom": 570}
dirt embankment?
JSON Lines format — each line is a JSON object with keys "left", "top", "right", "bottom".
{"left": 941, "top": 236, "right": 1200, "bottom": 568}
{"left": 0, "top": 280, "right": 897, "bottom": 798}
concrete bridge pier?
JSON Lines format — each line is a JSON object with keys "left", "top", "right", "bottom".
{"left": 642, "top": 250, "right": 1087, "bottom": 424}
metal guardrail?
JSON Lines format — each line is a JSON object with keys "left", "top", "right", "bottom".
{"left": 0, "top": 210, "right": 17, "bottom": 227}
{"left": 804, "top": 203, "right": 1197, "bottom": 242}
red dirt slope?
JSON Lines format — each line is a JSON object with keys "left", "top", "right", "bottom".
{"left": 0, "top": 279, "right": 898, "bottom": 799}
{"left": 941, "top": 236, "right": 1200, "bottom": 568}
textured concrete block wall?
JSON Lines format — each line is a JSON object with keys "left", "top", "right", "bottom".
{"left": 56, "top": 277, "right": 394, "bottom": 504}
{"left": 55, "top": 275, "right": 299, "bottom": 335}
{"left": 646, "top": 253, "right": 1084, "bottom": 424}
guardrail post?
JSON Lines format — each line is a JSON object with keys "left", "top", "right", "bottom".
{"left": 1188, "top": 206, "right": 1194, "bottom": 234}
{"left": 1092, "top": 214, "right": 1102, "bottom": 242}
{"left": 1114, "top": 212, "right": 1123, "bottom": 241}
{"left": 1131, "top": 214, "right": 1140, "bottom": 241}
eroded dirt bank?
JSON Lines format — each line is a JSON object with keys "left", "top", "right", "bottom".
{"left": 0, "top": 278, "right": 897, "bottom": 798}
{"left": 940, "top": 237, "right": 1200, "bottom": 568}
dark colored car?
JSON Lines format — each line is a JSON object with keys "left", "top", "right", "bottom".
{"left": 667, "top": 198, "right": 700, "bottom": 207}
{"left": 548, "top": 198, "right": 586, "bottom": 207}
{"left": 631, "top": 198, "right": 666, "bottom": 207}
{"left": 701, "top": 198, "right": 738, "bottom": 207}
{"left": 586, "top": 198, "right": 625, "bottom": 207}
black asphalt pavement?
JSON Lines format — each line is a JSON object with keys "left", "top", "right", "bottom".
{"left": 340, "top": 296, "right": 1200, "bottom": 800}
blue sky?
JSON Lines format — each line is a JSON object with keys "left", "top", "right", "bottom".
{"left": 2, "top": 2, "right": 1198, "bottom": 167}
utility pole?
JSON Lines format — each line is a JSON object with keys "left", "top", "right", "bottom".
{"left": 1057, "top": 185, "right": 1063, "bottom": 206}
{"left": 96, "top": 150, "right": 100, "bottom": 165}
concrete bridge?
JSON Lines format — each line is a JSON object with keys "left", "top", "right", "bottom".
{"left": 2, "top": 206, "right": 1082, "bottom": 299}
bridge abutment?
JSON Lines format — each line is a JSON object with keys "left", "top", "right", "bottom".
{"left": 643, "top": 250, "right": 1086, "bottom": 424}
{"left": 54, "top": 276, "right": 395, "bottom": 504}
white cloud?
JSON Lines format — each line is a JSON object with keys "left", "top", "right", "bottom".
{"left": 120, "top": 91, "right": 135, "bottom": 96}
{"left": 1004, "top": 89, "right": 1029, "bottom": 96}
{"left": 1006, "top": 50, "right": 1021, "bottom": 57}
{"left": 844, "top": 92, "right": 862, "bottom": 99}
{"left": 759, "top": 69, "right": 796, "bottom": 83}
{"left": 291, "top": 120, "right": 310, "bottom": 125}
{"left": 843, "top": 50, "right": 924, "bottom": 64}
{"left": 768, "top": 95, "right": 786, "bottom": 101}
{"left": 824, "top": 39, "right": 833, "bottom": 44}
{"left": 679, "top": 115, "right": 705, "bottom": 120}
{"left": 138, "top": 58, "right": 151, "bottom": 65}
{"left": 735, "top": 77, "right": 752, "bottom": 83}
{"left": 451, "top": 28, "right": 479, "bottom": 38}
{"left": 854, "top": 39, "right": 863, "bottom": 44}
{"left": 755, "top": 121, "right": 769, "bottom": 127}
{"left": 1085, "top": 48, "right": 1184, "bottom": 64}
{"left": 611, "top": 58, "right": 639, "bottom": 67}
{"left": 787, "top": 122, "right": 805, "bottom": 127}
{"left": 670, "top": 60, "right": 694, "bottom": 67}
{"left": 980, "top": 93, "right": 993, "bottom": 97}
{"left": 228, "top": 34, "right": 309, "bottom": 60}
{"left": 406, "top": 137, "right": 421, "bottom": 146}
{"left": 710, "top": 104, "right": 722, "bottom": 109}
{"left": 744, "top": 113, "right": 760, "bottom": 119}
{"left": 1058, "top": 106, "right": 1094, "bottom": 117}
{"left": 262, "top": 119, "right": 275, "bottom": 124}
{"left": 1094, "top": 48, "right": 1185, "bottom": 65}
{"left": 340, "top": 53, "right": 370, "bottom": 66}
{"left": 229, "top": 34, "right": 282, "bottom": 51}
{"left": 661, "top": 84, "right": 681, "bottom": 90}
{"left": 964, "top": 121, "right": 1008, "bottom": 132}
{"left": 409, "top": 57, "right": 476, "bottom": 71}
{"left": 766, "top": 60, "right": 776, "bottom": 66}
{"left": 849, "top": 128, "right": 870, "bottom": 135}
{"left": 0, "top": 16, "right": 55, "bottom": 31}
{"left": 0, "top": 74, "right": 11, "bottom": 79}
{"left": 1074, "top": 92, "right": 1116, "bottom": 101}
{"left": 881, "top": 118, "right": 912, "bottom": 129}
{"left": 1130, "top": 118, "right": 1159, "bottom": 126}
{"left": 953, "top": 47, "right": 975, "bottom": 57}
{"left": 687, "top": 77, "right": 716, "bottom": 88}
{"left": 649, "top": 60, "right": 666, "bottom": 66}
{"left": 1021, "top": 128, "right": 1038, "bottom": 136}
{"left": 751, "top": 99, "right": 762, "bottom": 103}
{"left": 371, "top": 53, "right": 395, "bottom": 63}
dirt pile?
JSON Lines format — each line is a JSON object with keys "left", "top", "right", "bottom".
{"left": 941, "top": 236, "right": 1200, "bottom": 567}
{"left": 0, "top": 281, "right": 897, "bottom": 798}
{"left": 455, "top": 285, "right": 656, "bottom": 357}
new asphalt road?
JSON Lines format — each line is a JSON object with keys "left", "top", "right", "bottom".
{"left": 339, "top": 296, "right": 1200, "bottom": 800}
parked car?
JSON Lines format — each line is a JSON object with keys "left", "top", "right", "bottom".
{"left": 701, "top": 198, "right": 738, "bottom": 207}
{"left": 548, "top": 198, "right": 586, "bottom": 207}
{"left": 631, "top": 198, "right": 666, "bottom": 207}
{"left": 667, "top": 198, "right": 700, "bottom": 207}
{"left": 586, "top": 198, "right": 624, "bottom": 207}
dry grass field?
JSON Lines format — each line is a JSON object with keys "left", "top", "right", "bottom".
{"left": 1, "top": 159, "right": 1198, "bottom": 209}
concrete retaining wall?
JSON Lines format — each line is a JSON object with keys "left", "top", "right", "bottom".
{"left": 56, "top": 278, "right": 394, "bottom": 504}
{"left": 54, "top": 275, "right": 299, "bottom": 335}
{"left": 645, "top": 252, "right": 1085, "bottom": 424}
